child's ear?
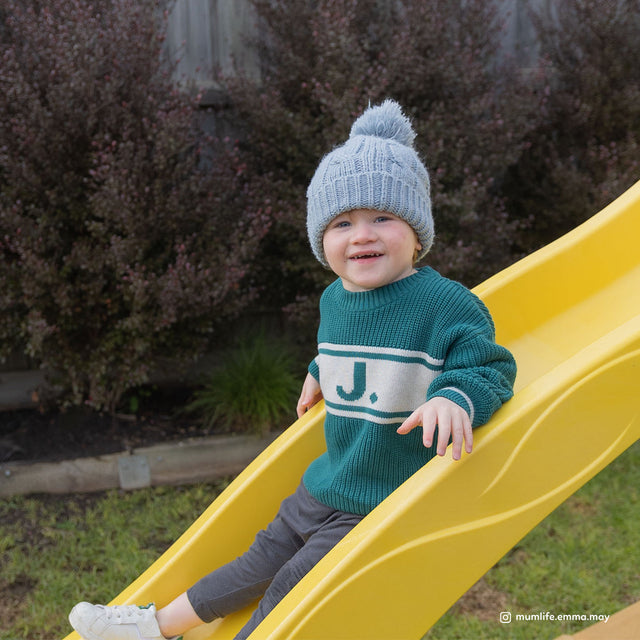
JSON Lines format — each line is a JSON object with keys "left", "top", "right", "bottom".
{"left": 413, "top": 239, "right": 422, "bottom": 263}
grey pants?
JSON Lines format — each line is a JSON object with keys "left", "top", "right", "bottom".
{"left": 186, "top": 481, "right": 363, "bottom": 640}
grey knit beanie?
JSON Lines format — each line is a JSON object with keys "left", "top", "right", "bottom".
{"left": 306, "top": 99, "right": 433, "bottom": 267}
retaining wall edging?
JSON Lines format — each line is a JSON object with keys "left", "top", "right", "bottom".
{"left": 0, "top": 431, "right": 282, "bottom": 497}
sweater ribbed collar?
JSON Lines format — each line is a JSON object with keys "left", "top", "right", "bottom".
{"left": 331, "top": 266, "right": 435, "bottom": 311}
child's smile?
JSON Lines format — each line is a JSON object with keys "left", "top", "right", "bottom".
{"left": 323, "top": 209, "right": 422, "bottom": 292}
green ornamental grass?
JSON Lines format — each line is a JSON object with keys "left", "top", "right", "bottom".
{"left": 186, "top": 333, "right": 301, "bottom": 435}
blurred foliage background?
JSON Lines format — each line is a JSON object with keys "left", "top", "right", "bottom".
{"left": 0, "top": 0, "right": 638, "bottom": 413}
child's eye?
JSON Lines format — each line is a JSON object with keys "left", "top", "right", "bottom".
{"left": 374, "top": 215, "right": 391, "bottom": 223}
{"left": 332, "top": 219, "right": 351, "bottom": 229}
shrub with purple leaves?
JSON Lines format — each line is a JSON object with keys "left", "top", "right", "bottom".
{"left": 222, "top": 0, "right": 640, "bottom": 313}
{"left": 504, "top": 0, "right": 640, "bottom": 254}
{"left": 0, "top": 0, "right": 270, "bottom": 412}
{"left": 219, "top": 0, "right": 541, "bottom": 317}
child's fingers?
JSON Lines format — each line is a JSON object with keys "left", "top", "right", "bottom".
{"left": 296, "top": 393, "right": 313, "bottom": 417}
{"left": 436, "top": 412, "right": 455, "bottom": 456}
{"left": 463, "top": 419, "right": 473, "bottom": 453}
{"left": 398, "top": 400, "right": 472, "bottom": 458}
{"left": 296, "top": 394, "right": 320, "bottom": 418}
{"left": 398, "top": 407, "right": 438, "bottom": 449}
{"left": 296, "top": 374, "right": 322, "bottom": 418}
{"left": 450, "top": 414, "right": 473, "bottom": 460}
{"left": 450, "top": 421, "right": 463, "bottom": 460}
{"left": 396, "top": 410, "right": 421, "bottom": 435}
{"left": 422, "top": 418, "right": 437, "bottom": 448}
{"left": 296, "top": 394, "right": 310, "bottom": 418}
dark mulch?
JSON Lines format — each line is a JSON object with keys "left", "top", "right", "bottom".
{"left": 0, "top": 388, "right": 226, "bottom": 464}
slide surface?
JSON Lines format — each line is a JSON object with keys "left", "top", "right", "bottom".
{"left": 64, "top": 180, "right": 640, "bottom": 640}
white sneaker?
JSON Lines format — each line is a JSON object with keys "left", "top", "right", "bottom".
{"left": 69, "top": 602, "right": 172, "bottom": 640}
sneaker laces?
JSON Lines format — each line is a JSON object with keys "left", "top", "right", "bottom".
{"left": 101, "top": 604, "right": 153, "bottom": 622}
{"left": 95, "top": 603, "right": 181, "bottom": 640}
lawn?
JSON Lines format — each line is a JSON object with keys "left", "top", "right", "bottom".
{"left": 2, "top": 441, "right": 639, "bottom": 640}
{"left": 0, "top": 481, "right": 229, "bottom": 640}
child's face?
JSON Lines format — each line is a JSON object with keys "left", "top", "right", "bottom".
{"left": 322, "top": 208, "right": 422, "bottom": 292}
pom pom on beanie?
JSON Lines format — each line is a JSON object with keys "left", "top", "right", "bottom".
{"left": 306, "top": 99, "right": 433, "bottom": 267}
{"left": 350, "top": 99, "right": 416, "bottom": 147}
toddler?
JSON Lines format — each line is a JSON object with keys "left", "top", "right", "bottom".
{"left": 69, "top": 99, "right": 516, "bottom": 640}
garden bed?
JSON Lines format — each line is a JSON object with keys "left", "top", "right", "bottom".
{"left": 0, "top": 387, "right": 224, "bottom": 465}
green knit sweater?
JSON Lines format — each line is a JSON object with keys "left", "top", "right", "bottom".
{"left": 302, "top": 267, "right": 516, "bottom": 515}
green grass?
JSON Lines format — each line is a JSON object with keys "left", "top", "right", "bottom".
{"left": 0, "top": 481, "right": 229, "bottom": 640}
{"left": 2, "top": 442, "right": 639, "bottom": 640}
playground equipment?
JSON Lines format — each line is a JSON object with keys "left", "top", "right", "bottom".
{"left": 64, "top": 180, "right": 640, "bottom": 639}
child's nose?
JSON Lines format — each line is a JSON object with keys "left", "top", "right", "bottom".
{"left": 350, "top": 221, "right": 377, "bottom": 243}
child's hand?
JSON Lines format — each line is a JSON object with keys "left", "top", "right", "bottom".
{"left": 297, "top": 372, "right": 323, "bottom": 418}
{"left": 397, "top": 397, "right": 473, "bottom": 461}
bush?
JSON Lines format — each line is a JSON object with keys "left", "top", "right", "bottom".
{"left": 0, "top": 0, "right": 270, "bottom": 412}
{"left": 3, "top": 0, "right": 636, "bottom": 414}
{"left": 224, "top": 0, "right": 640, "bottom": 309}
{"left": 504, "top": 0, "right": 640, "bottom": 254}
{"left": 220, "top": 0, "right": 541, "bottom": 314}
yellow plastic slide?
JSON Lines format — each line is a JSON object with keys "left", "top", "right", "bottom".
{"left": 64, "top": 180, "right": 640, "bottom": 640}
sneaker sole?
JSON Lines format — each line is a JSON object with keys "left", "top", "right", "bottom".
{"left": 68, "top": 606, "right": 102, "bottom": 640}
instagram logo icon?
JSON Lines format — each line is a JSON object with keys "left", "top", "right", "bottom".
{"left": 500, "top": 611, "right": 512, "bottom": 624}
